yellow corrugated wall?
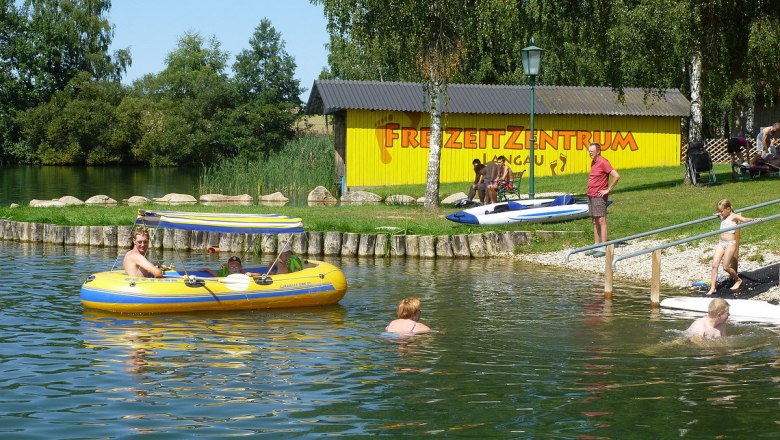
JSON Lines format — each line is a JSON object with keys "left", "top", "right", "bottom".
{"left": 345, "top": 110, "right": 681, "bottom": 186}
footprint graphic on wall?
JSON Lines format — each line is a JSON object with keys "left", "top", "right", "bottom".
{"left": 559, "top": 154, "right": 568, "bottom": 172}
{"left": 550, "top": 160, "right": 559, "bottom": 176}
{"left": 374, "top": 114, "right": 395, "bottom": 164}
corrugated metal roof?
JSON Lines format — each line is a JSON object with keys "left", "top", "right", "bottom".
{"left": 306, "top": 80, "right": 690, "bottom": 117}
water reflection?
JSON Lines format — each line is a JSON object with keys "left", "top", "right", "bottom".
{"left": 1, "top": 165, "right": 201, "bottom": 205}
{"left": 1, "top": 241, "right": 780, "bottom": 437}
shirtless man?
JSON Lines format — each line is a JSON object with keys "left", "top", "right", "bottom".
{"left": 684, "top": 298, "right": 729, "bottom": 340}
{"left": 755, "top": 122, "right": 780, "bottom": 158}
{"left": 123, "top": 227, "right": 163, "bottom": 278}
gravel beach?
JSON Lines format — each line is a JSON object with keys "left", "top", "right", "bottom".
{"left": 514, "top": 239, "right": 780, "bottom": 301}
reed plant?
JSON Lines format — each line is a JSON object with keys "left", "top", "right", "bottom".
{"left": 2, "top": 163, "right": 779, "bottom": 254}
{"left": 199, "top": 135, "right": 338, "bottom": 198}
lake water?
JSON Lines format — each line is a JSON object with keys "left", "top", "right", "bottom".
{"left": 2, "top": 241, "right": 779, "bottom": 438}
{"left": 1, "top": 165, "right": 202, "bottom": 205}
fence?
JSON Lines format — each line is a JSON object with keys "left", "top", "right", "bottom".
{"left": 682, "top": 138, "right": 755, "bottom": 164}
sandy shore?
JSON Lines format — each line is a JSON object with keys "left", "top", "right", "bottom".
{"left": 514, "top": 239, "right": 780, "bottom": 301}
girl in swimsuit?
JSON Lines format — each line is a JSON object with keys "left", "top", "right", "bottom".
{"left": 385, "top": 297, "right": 432, "bottom": 335}
{"left": 706, "top": 199, "right": 758, "bottom": 295}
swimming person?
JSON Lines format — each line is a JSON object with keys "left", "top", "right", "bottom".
{"left": 385, "top": 297, "right": 431, "bottom": 335}
{"left": 706, "top": 199, "right": 758, "bottom": 295}
{"left": 685, "top": 298, "right": 729, "bottom": 339}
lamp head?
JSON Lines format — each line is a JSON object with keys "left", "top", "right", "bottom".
{"left": 521, "top": 38, "right": 544, "bottom": 77}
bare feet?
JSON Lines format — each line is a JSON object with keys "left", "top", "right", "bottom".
{"left": 730, "top": 278, "right": 742, "bottom": 291}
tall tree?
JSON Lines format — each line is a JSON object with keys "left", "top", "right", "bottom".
{"left": 227, "top": 19, "right": 303, "bottom": 159}
{"left": 131, "top": 32, "right": 234, "bottom": 165}
{"left": 0, "top": 0, "right": 130, "bottom": 162}
{"left": 316, "top": 0, "right": 467, "bottom": 209}
{"left": 233, "top": 18, "right": 303, "bottom": 105}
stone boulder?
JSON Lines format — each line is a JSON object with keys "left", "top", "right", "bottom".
{"left": 10, "top": 203, "right": 19, "bottom": 209}
{"left": 308, "top": 186, "right": 337, "bottom": 204}
{"left": 341, "top": 190, "right": 382, "bottom": 204}
{"left": 85, "top": 195, "right": 118, "bottom": 206}
{"left": 58, "top": 196, "right": 84, "bottom": 206}
{"left": 29, "top": 199, "right": 66, "bottom": 208}
{"left": 259, "top": 192, "right": 289, "bottom": 206}
{"left": 125, "top": 196, "right": 150, "bottom": 206}
{"left": 441, "top": 192, "right": 467, "bottom": 204}
{"left": 152, "top": 193, "right": 198, "bottom": 205}
{"left": 259, "top": 192, "right": 289, "bottom": 202}
{"left": 200, "top": 193, "right": 254, "bottom": 206}
{"left": 385, "top": 194, "right": 416, "bottom": 205}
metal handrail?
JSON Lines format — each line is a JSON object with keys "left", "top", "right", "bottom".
{"left": 563, "top": 198, "right": 780, "bottom": 262}
{"left": 612, "top": 213, "right": 780, "bottom": 270}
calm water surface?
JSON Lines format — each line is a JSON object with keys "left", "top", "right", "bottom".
{"left": 1, "top": 165, "right": 201, "bottom": 205}
{"left": 1, "top": 242, "right": 779, "bottom": 438}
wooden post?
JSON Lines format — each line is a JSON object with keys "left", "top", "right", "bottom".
{"left": 650, "top": 249, "right": 661, "bottom": 307}
{"left": 604, "top": 244, "right": 614, "bottom": 299}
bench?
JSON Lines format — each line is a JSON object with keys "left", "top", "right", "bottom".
{"left": 497, "top": 170, "right": 526, "bottom": 201}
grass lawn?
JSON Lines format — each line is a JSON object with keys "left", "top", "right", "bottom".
{"left": 2, "top": 164, "right": 778, "bottom": 254}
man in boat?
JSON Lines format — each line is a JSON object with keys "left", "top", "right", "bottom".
{"left": 685, "top": 298, "right": 729, "bottom": 339}
{"left": 123, "top": 227, "right": 163, "bottom": 278}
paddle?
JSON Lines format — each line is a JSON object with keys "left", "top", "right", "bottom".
{"left": 217, "top": 273, "right": 252, "bottom": 291}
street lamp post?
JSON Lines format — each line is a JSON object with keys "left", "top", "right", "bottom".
{"left": 521, "top": 39, "right": 543, "bottom": 200}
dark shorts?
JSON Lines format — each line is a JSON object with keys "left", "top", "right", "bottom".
{"left": 588, "top": 196, "right": 608, "bottom": 217}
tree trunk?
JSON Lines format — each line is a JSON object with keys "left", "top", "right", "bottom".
{"left": 424, "top": 79, "right": 443, "bottom": 209}
{"left": 688, "top": 50, "right": 702, "bottom": 142}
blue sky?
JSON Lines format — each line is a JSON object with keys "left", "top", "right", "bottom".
{"left": 108, "top": 0, "right": 330, "bottom": 101}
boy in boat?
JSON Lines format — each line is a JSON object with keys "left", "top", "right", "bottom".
{"left": 123, "top": 227, "right": 163, "bottom": 278}
{"left": 272, "top": 246, "right": 303, "bottom": 274}
{"left": 204, "top": 256, "right": 259, "bottom": 277}
{"left": 685, "top": 298, "right": 729, "bottom": 339}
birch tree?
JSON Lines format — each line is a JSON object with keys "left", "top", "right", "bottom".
{"left": 315, "top": 0, "right": 466, "bottom": 209}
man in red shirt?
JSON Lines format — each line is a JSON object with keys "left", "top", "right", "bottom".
{"left": 586, "top": 143, "right": 621, "bottom": 257}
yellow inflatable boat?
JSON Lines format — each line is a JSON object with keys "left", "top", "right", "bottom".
{"left": 80, "top": 210, "right": 348, "bottom": 313}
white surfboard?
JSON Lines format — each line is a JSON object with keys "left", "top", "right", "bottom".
{"left": 660, "top": 296, "right": 780, "bottom": 324}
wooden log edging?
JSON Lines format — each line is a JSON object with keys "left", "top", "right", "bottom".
{"left": 0, "top": 219, "right": 583, "bottom": 258}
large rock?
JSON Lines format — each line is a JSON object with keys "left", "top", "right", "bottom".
{"left": 385, "top": 194, "right": 416, "bottom": 205}
{"left": 259, "top": 192, "right": 289, "bottom": 202}
{"left": 341, "top": 190, "right": 382, "bottom": 204}
{"left": 85, "top": 195, "right": 118, "bottom": 206}
{"left": 125, "top": 196, "right": 150, "bottom": 206}
{"left": 152, "top": 193, "right": 197, "bottom": 205}
{"left": 29, "top": 199, "right": 66, "bottom": 208}
{"left": 308, "top": 186, "right": 337, "bottom": 205}
{"left": 200, "top": 193, "right": 253, "bottom": 206}
{"left": 441, "top": 192, "right": 467, "bottom": 204}
{"left": 259, "top": 192, "right": 289, "bottom": 206}
{"left": 58, "top": 196, "right": 84, "bottom": 206}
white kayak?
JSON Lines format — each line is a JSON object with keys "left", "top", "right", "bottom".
{"left": 660, "top": 296, "right": 780, "bottom": 324}
{"left": 445, "top": 195, "right": 591, "bottom": 225}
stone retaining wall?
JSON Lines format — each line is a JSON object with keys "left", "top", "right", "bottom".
{"left": 0, "top": 219, "right": 582, "bottom": 258}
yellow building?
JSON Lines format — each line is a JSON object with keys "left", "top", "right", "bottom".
{"left": 306, "top": 80, "right": 690, "bottom": 188}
